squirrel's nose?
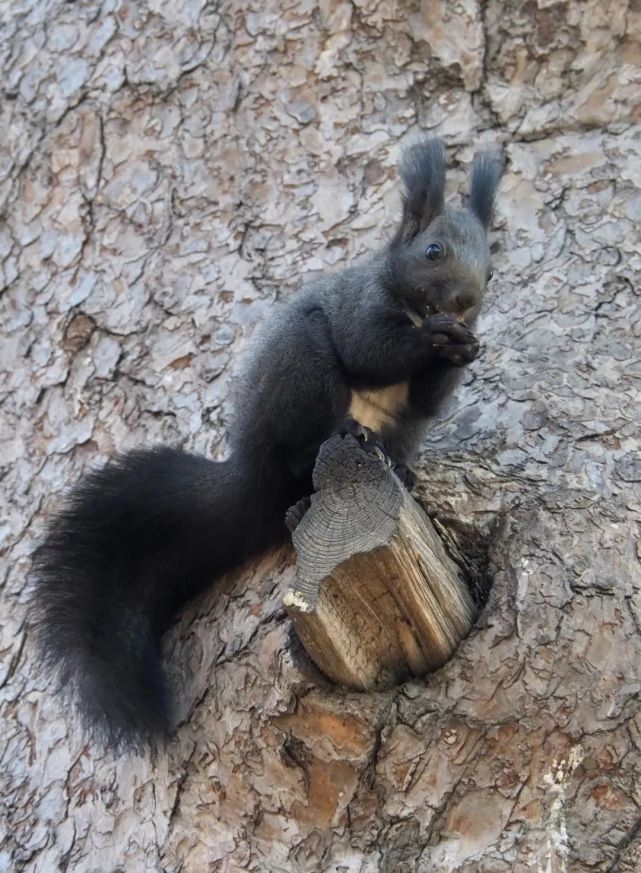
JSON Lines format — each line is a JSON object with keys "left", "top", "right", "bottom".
{"left": 454, "top": 292, "right": 477, "bottom": 312}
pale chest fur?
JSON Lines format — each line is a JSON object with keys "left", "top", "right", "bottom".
{"left": 347, "top": 308, "right": 421, "bottom": 431}
{"left": 348, "top": 382, "right": 409, "bottom": 432}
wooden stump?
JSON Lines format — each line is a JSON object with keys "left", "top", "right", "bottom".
{"left": 284, "top": 434, "right": 475, "bottom": 690}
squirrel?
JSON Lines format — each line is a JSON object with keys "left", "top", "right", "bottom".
{"left": 30, "top": 138, "right": 502, "bottom": 751}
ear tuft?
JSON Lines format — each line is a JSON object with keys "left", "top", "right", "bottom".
{"left": 395, "top": 137, "right": 446, "bottom": 243}
{"left": 469, "top": 150, "right": 504, "bottom": 229}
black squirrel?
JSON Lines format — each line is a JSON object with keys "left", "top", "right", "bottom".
{"left": 31, "top": 138, "right": 502, "bottom": 751}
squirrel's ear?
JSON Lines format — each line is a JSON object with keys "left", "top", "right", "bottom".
{"left": 468, "top": 150, "right": 504, "bottom": 230}
{"left": 393, "top": 137, "right": 446, "bottom": 245}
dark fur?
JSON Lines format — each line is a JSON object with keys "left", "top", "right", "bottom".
{"left": 31, "top": 138, "right": 502, "bottom": 750}
{"left": 394, "top": 137, "right": 446, "bottom": 243}
{"left": 469, "top": 151, "right": 504, "bottom": 230}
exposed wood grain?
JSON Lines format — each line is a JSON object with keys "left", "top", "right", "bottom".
{"left": 285, "top": 435, "right": 474, "bottom": 688}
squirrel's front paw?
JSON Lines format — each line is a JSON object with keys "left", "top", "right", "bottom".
{"left": 424, "top": 313, "right": 480, "bottom": 367}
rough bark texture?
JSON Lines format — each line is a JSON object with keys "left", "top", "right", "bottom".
{"left": 1, "top": 1, "right": 640, "bottom": 871}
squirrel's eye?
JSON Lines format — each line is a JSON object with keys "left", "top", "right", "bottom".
{"left": 487, "top": 269, "right": 494, "bottom": 281}
{"left": 426, "top": 243, "right": 443, "bottom": 261}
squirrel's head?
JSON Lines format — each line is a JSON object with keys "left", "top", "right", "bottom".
{"left": 388, "top": 138, "right": 503, "bottom": 323}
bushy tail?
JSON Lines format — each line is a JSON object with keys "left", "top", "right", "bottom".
{"left": 30, "top": 447, "right": 292, "bottom": 751}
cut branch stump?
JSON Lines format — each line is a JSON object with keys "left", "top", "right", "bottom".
{"left": 284, "top": 434, "right": 475, "bottom": 690}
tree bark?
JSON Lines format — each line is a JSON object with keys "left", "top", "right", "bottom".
{"left": 1, "top": 1, "right": 640, "bottom": 872}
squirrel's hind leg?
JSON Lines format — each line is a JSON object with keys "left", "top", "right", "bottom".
{"left": 338, "top": 416, "right": 416, "bottom": 491}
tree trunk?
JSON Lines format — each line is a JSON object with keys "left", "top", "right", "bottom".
{"left": 1, "top": 1, "right": 640, "bottom": 872}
